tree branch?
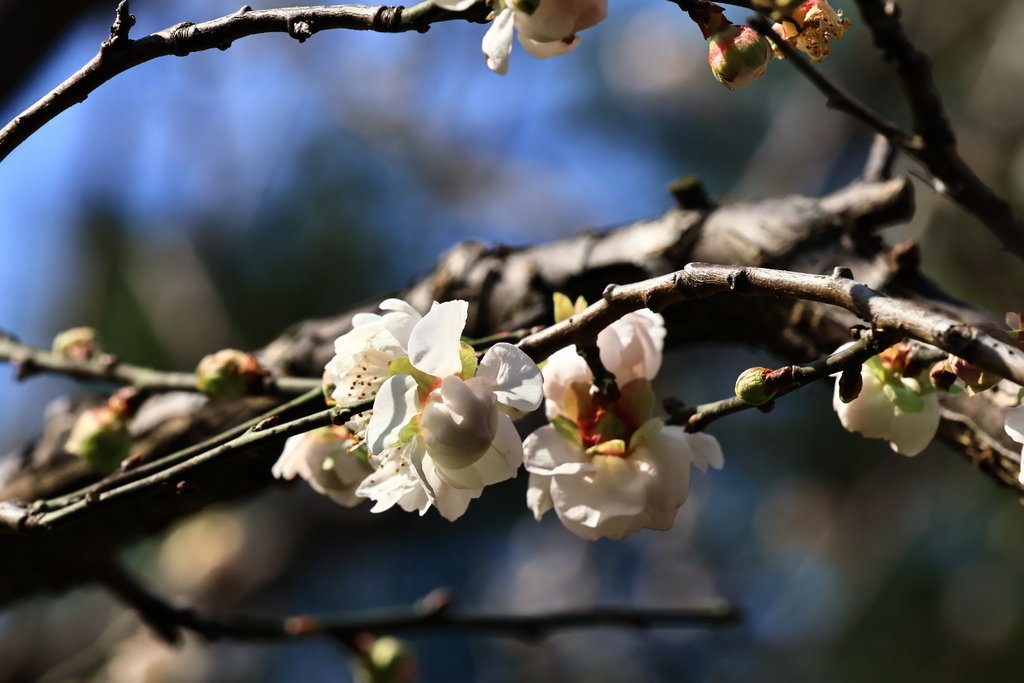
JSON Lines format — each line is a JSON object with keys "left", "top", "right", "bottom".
{"left": 98, "top": 564, "right": 740, "bottom": 645}
{"left": 0, "top": 0, "right": 489, "bottom": 164}
{"left": 0, "top": 333, "right": 320, "bottom": 395}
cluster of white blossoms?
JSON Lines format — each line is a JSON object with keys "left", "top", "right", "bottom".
{"left": 274, "top": 296, "right": 723, "bottom": 540}
{"left": 525, "top": 309, "right": 723, "bottom": 540}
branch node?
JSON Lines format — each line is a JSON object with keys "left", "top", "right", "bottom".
{"left": 235, "top": 5, "right": 253, "bottom": 15}
{"left": 104, "top": 0, "right": 136, "bottom": 50}
{"left": 832, "top": 266, "right": 853, "bottom": 279}
{"left": 373, "top": 5, "right": 406, "bottom": 33}
{"left": 288, "top": 19, "right": 315, "bottom": 43}
{"left": 602, "top": 283, "right": 618, "bottom": 302}
{"left": 168, "top": 22, "right": 197, "bottom": 57}
{"left": 668, "top": 175, "right": 713, "bottom": 210}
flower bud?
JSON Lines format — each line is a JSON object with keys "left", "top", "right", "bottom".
{"left": 195, "top": 349, "right": 267, "bottom": 398}
{"left": 708, "top": 24, "right": 771, "bottom": 90}
{"left": 735, "top": 366, "right": 776, "bottom": 406}
{"left": 65, "top": 406, "right": 131, "bottom": 473}
{"left": 52, "top": 327, "right": 99, "bottom": 361}
{"left": 421, "top": 376, "right": 499, "bottom": 470}
{"left": 352, "top": 635, "right": 417, "bottom": 683}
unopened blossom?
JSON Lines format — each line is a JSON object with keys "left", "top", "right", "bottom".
{"left": 434, "top": 0, "right": 606, "bottom": 74}
{"left": 272, "top": 426, "right": 371, "bottom": 507}
{"left": 356, "top": 300, "right": 544, "bottom": 521}
{"left": 1003, "top": 405, "right": 1024, "bottom": 485}
{"left": 708, "top": 22, "right": 771, "bottom": 90}
{"left": 525, "top": 309, "right": 723, "bottom": 541}
{"left": 832, "top": 346, "right": 940, "bottom": 456}
{"left": 772, "top": 0, "right": 851, "bottom": 63}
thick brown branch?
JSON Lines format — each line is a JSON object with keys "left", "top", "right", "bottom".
{"left": 0, "top": 0, "right": 488, "bottom": 164}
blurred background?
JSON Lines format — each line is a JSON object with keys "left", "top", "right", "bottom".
{"left": 2, "top": 0, "right": 1024, "bottom": 680}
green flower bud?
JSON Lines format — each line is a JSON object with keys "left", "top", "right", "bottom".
{"left": 353, "top": 636, "right": 417, "bottom": 683}
{"left": 708, "top": 24, "right": 771, "bottom": 90}
{"left": 734, "top": 366, "right": 776, "bottom": 406}
{"left": 195, "top": 349, "right": 267, "bottom": 398}
{"left": 65, "top": 406, "right": 131, "bottom": 473}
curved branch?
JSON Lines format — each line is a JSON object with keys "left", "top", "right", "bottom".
{"left": 0, "top": 0, "right": 488, "bottom": 164}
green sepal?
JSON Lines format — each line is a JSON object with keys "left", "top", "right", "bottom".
{"left": 459, "top": 341, "right": 478, "bottom": 380}
{"left": 594, "top": 411, "right": 626, "bottom": 442}
{"left": 396, "top": 420, "right": 420, "bottom": 446}
{"left": 629, "top": 418, "right": 664, "bottom": 451}
{"left": 388, "top": 357, "right": 436, "bottom": 393}
{"left": 586, "top": 439, "right": 627, "bottom": 456}
{"left": 864, "top": 356, "right": 888, "bottom": 384}
{"left": 553, "top": 292, "right": 574, "bottom": 324}
{"left": 552, "top": 416, "right": 582, "bottom": 448}
{"left": 882, "top": 381, "right": 925, "bottom": 413}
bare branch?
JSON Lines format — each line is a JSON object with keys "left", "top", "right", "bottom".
{"left": 0, "top": 333, "right": 320, "bottom": 395}
{"left": 0, "top": 0, "right": 489, "bottom": 164}
{"left": 99, "top": 564, "right": 740, "bottom": 644}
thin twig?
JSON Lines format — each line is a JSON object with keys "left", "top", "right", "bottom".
{"left": 22, "top": 401, "right": 369, "bottom": 530}
{"left": 38, "top": 388, "right": 325, "bottom": 511}
{"left": 0, "top": 334, "right": 320, "bottom": 395}
{"left": 747, "top": 15, "right": 912, "bottom": 147}
{"left": 98, "top": 563, "right": 741, "bottom": 645}
{"left": 0, "top": 0, "right": 489, "bottom": 164}
{"left": 679, "top": 333, "right": 889, "bottom": 431}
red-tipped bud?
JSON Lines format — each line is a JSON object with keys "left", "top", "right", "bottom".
{"left": 735, "top": 367, "right": 776, "bottom": 406}
{"left": 195, "top": 349, "right": 268, "bottom": 398}
{"left": 708, "top": 24, "right": 772, "bottom": 90}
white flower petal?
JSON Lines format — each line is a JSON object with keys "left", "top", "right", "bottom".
{"left": 422, "top": 376, "right": 498, "bottom": 469}
{"left": 540, "top": 345, "right": 590, "bottom": 420}
{"left": 356, "top": 441, "right": 424, "bottom": 513}
{"left": 431, "top": 0, "right": 477, "bottom": 10}
{"left": 597, "top": 310, "right": 665, "bottom": 384}
{"left": 833, "top": 370, "right": 895, "bottom": 440}
{"left": 482, "top": 7, "right": 515, "bottom": 75}
{"left": 407, "top": 300, "right": 468, "bottom": 377}
{"left": 477, "top": 343, "right": 544, "bottom": 414}
{"left": 518, "top": 34, "right": 579, "bottom": 59}
{"left": 366, "top": 375, "right": 420, "bottom": 454}
{"left": 416, "top": 456, "right": 480, "bottom": 521}
{"left": 550, "top": 455, "right": 649, "bottom": 541}
{"left": 526, "top": 472, "right": 554, "bottom": 520}
{"left": 523, "top": 425, "right": 591, "bottom": 475}
{"left": 888, "top": 395, "right": 940, "bottom": 456}
{"left": 1005, "top": 405, "right": 1024, "bottom": 445}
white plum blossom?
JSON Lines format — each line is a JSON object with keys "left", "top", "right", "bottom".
{"left": 355, "top": 300, "right": 544, "bottom": 521}
{"left": 272, "top": 426, "right": 371, "bottom": 507}
{"left": 434, "top": 0, "right": 607, "bottom": 74}
{"left": 832, "top": 346, "right": 940, "bottom": 456}
{"left": 525, "top": 309, "right": 723, "bottom": 541}
{"left": 325, "top": 299, "right": 422, "bottom": 406}
{"left": 1004, "top": 404, "right": 1024, "bottom": 485}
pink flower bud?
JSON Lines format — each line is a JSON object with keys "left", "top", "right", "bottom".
{"left": 708, "top": 24, "right": 771, "bottom": 90}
